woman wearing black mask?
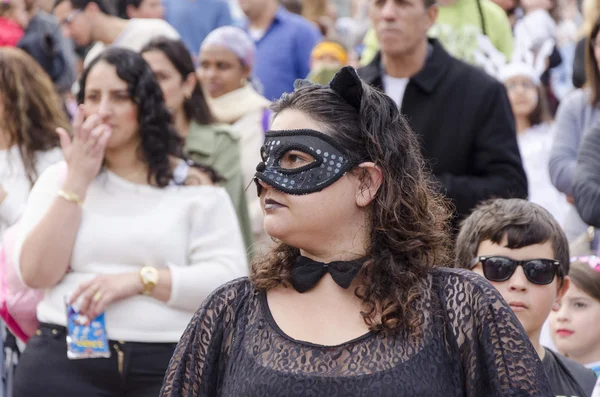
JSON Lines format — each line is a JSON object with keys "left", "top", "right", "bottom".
{"left": 160, "top": 67, "right": 553, "bottom": 396}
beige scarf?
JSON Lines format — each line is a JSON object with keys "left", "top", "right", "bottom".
{"left": 208, "top": 85, "right": 271, "bottom": 125}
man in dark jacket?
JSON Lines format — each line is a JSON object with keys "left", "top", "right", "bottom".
{"left": 358, "top": 0, "right": 527, "bottom": 222}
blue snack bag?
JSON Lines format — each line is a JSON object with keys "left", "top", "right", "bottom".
{"left": 65, "top": 300, "right": 111, "bottom": 360}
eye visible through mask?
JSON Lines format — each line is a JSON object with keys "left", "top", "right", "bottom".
{"left": 254, "top": 129, "right": 362, "bottom": 196}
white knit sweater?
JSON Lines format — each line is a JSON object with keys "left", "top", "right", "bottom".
{"left": 13, "top": 162, "right": 248, "bottom": 342}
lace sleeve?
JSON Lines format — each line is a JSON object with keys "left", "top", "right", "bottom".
{"left": 160, "top": 278, "right": 251, "bottom": 397}
{"left": 438, "top": 269, "right": 554, "bottom": 396}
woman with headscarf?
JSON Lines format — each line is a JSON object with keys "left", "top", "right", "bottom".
{"left": 197, "top": 26, "right": 271, "bottom": 253}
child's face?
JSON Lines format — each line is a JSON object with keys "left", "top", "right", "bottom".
{"left": 474, "top": 238, "right": 567, "bottom": 340}
{"left": 504, "top": 76, "right": 538, "bottom": 120}
{"left": 550, "top": 283, "right": 600, "bottom": 361}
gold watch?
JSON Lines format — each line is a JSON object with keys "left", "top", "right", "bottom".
{"left": 139, "top": 266, "right": 159, "bottom": 296}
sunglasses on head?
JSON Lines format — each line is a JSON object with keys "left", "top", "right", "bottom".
{"left": 471, "top": 256, "right": 561, "bottom": 285}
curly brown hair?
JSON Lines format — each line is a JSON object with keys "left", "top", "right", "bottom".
{"left": 0, "top": 47, "right": 68, "bottom": 185}
{"left": 250, "top": 79, "right": 453, "bottom": 336}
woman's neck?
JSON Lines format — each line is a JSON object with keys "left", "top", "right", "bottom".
{"left": 104, "top": 145, "right": 149, "bottom": 184}
{"left": 299, "top": 221, "right": 370, "bottom": 264}
{"left": 515, "top": 116, "right": 531, "bottom": 135}
{"left": 174, "top": 110, "right": 190, "bottom": 138}
{"left": 0, "top": 130, "right": 12, "bottom": 150}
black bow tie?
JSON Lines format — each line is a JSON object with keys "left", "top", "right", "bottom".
{"left": 291, "top": 256, "right": 366, "bottom": 293}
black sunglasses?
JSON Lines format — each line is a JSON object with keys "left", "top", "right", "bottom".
{"left": 471, "top": 256, "right": 561, "bottom": 285}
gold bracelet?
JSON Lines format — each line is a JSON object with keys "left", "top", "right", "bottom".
{"left": 57, "top": 189, "right": 83, "bottom": 206}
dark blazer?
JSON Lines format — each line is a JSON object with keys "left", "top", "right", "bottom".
{"left": 358, "top": 39, "right": 527, "bottom": 220}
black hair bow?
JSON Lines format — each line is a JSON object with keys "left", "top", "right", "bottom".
{"left": 291, "top": 255, "right": 366, "bottom": 293}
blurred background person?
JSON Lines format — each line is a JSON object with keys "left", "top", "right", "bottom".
{"left": 0, "top": 0, "right": 28, "bottom": 46}
{"left": 499, "top": 57, "right": 568, "bottom": 225}
{"left": 240, "top": 0, "right": 321, "bottom": 100}
{"left": 21, "top": 0, "right": 77, "bottom": 97}
{"left": 53, "top": 0, "right": 179, "bottom": 67}
{"left": 141, "top": 38, "right": 253, "bottom": 250}
{"left": 572, "top": 0, "right": 599, "bottom": 87}
{"left": 359, "top": 0, "right": 527, "bottom": 225}
{"left": 550, "top": 257, "right": 600, "bottom": 375}
{"left": 360, "top": 0, "right": 514, "bottom": 72}
{"left": 12, "top": 48, "right": 248, "bottom": 396}
{"left": 0, "top": 46, "right": 67, "bottom": 240}
{"left": 197, "top": 27, "right": 270, "bottom": 252}
{"left": 306, "top": 40, "right": 349, "bottom": 84}
{"left": 117, "top": 0, "right": 164, "bottom": 19}
{"left": 162, "top": 0, "right": 232, "bottom": 59}
{"left": 513, "top": 0, "right": 563, "bottom": 114}
{"left": 302, "top": 0, "right": 339, "bottom": 35}
{"left": 550, "top": 16, "right": 600, "bottom": 242}
{"left": 0, "top": 46, "right": 69, "bottom": 397}
{"left": 574, "top": 123, "right": 600, "bottom": 229}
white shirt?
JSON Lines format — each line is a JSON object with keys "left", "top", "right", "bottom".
{"left": 13, "top": 162, "right": 248, "bottom": 342}
{"left": 84, "top": 19, "right": 180, "bottom": 67}
{"left": 248, "top": 27, "right": 266, "bottom": 41}
{"left": 0, "top": 146, "right": 63, "bottom": 244}
{"left": 382, "top": 74, "right": 409, "bottom": 108}
{"left": 517, "top": 123, "right": 569, "bottom": 225}
{"left": 592, "top": 377, "right": 600, "bottom": 397}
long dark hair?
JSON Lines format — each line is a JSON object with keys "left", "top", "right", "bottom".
{"left": 141, "top": 37, "right": 215, "bottom": 125}
{"left": 529, "top": 84, "right": 553, "bottom": 126}
{"left": 77, "top": 47, "right": 183, "bottom": 187}
{"left": 586, "top": 16, "right": 600, "bottom": 105}
{"left": 0, "top": 47, "right": 67, "bottom": 185}
{"left": 251, "top": 78, "right": 453, "bottom": 336}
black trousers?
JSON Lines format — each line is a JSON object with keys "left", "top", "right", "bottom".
{"left": 13, "top": 323, "right": 176, "bottom": 397}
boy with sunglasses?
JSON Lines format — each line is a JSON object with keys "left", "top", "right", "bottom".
{"left": 456, "top": 198, "right": 597, "bottom": 397}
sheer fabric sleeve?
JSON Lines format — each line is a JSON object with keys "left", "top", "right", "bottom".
{"left": 439, "top": 269, "right": 554, "bottom": 396}
{"left": 160, "top": 278, "right": 251, "bottom": 397}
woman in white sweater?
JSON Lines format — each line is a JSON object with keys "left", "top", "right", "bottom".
{"left": 0, "top": 47, "right": 68, "bottom": 243}
{"left": 12, "top": 47, "right": 247, "bottom": 397}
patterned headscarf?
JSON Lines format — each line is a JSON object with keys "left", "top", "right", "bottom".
{"left": 200, "top": 26, "right": 256, "bottom": 69}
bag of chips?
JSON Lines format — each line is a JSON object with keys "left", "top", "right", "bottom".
{"left": 65, "top": 299, "right": 110, "bottom": 360}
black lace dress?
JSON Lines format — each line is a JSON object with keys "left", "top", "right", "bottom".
{"left": 160, "top": 268, "right": 554, "bottom": 396}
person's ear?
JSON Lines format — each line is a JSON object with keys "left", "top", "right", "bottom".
{"left": 183, "top": 72, "right": 198, "bottom": 98}
{"left": 556, "top": 275, "right": 570, "bottom": 304}
{"left": 355, "top": 162, "right": 383, "bottom": 208}
{"left": 241, "top": 63, "right": 251, "bottom": 82}
{"left": 425, "top": 3, "right": 438, "bottom": 29}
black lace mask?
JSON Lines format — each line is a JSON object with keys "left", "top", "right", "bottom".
{"left": 254, "top": 129, "right": 361, "bottom": 196}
